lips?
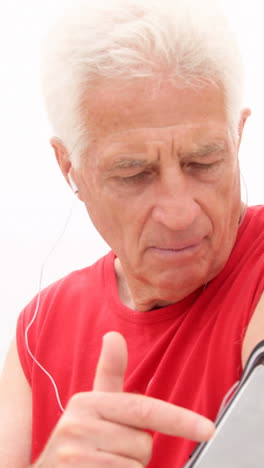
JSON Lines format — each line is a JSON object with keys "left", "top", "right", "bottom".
{"left": 155, "top": 244, "right": 197, "bottom": 252}
{"left": 146, "top": 237, "right": 206, "bottom": 263}
{"left": 152, "top": 238, "right": 204, "bottom": 251}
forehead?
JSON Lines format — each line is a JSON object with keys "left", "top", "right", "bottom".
{"left": 81, "top": 78, "right": 229, "bottom": 150}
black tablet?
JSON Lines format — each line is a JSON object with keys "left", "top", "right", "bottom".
{"left": 184, "top": 340, "right": 264, "bottom": 468}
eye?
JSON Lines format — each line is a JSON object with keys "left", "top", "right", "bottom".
{"left": 118, "top": 171, "right": 154, "bottom": 184}
{"left": 186, "top": 161, "right": 219, "bottom": 172}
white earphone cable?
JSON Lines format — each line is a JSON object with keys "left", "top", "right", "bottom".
{"left": 24, "top": 195, "right": 78, "bottom": 413}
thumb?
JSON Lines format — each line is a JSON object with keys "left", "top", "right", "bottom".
{"left": 93, "top": 332, "right": 128, "bottom": 392}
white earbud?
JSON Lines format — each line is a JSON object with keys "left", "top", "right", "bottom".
{"left": 68, "top": 173, "right": 79, "bottom": 194}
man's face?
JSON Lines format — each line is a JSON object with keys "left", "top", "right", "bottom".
{"left": 70, "top": 78, "right": 247, "bottom": 309}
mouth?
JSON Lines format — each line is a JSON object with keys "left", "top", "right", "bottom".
{"left": 149, "top": 240, "right": 204, "bottom": 260}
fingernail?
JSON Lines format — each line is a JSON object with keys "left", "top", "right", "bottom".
{"left": 199, "top": 419, "right": 215, "bottom": 441}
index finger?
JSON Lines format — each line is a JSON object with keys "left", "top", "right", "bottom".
{"left": 89, "top": 392, "right": 215, "bottom": 442}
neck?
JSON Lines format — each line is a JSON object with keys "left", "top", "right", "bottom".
{"left": 114, "top": 257, "right": 194, "bottom": 312}
{"left": 239, "top": 202, "right": 247, "bottom": 227}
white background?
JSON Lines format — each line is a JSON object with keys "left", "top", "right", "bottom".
{"left": 0, "top": 1, "right": 263, "bottom": 370}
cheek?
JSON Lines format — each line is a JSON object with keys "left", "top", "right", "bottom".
{"left": 92, "top": 196, "right": 149, "bottom": 257}
{"left": 203, "top": 161, "right": 240, "bottom": 207}
{"left": 83, "top": 191, "right": 132, "bottom": 248}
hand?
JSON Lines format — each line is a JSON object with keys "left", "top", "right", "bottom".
{"left": 34, "top": 332, "right": 215, "bottom": 467}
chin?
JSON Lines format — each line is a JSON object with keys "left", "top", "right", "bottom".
{"left": 152, "top": 273, "right": 206, "bottom": 301}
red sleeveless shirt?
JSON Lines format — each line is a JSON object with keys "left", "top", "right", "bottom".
{"left": 17, "top": 205, "right": 264, "bottom": 467}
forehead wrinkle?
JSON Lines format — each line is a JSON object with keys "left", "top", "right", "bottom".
{"left": 145, "top": 139, "right": 167, "bottom": 162}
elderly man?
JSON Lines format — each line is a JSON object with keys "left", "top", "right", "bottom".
{"left": 0, "top": 0, "right": 263, "bottom": 467}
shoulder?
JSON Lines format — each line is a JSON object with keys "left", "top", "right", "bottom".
{"left": 51, "top": 250, "right": 113, "bottom": 293}
{"left": 24, "top": 250, "right": 113, "bottom": 313}
{"left": 239, "top": 205, "right": 264, "bottom": 240}
{"left": 230, "top": 205, "right": 264, "bottom": 277}
{"left": 16, "top": 251, "right": 114, "bottom": 381}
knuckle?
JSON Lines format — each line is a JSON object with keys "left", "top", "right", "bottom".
{"left": 67, "top": 391, "right": 91, "bottom": 409}
{"left": 126, "top": 461, "right": 144, "bottom": 468}
{"left": 56, "top": 447, "right": 97, "bottom": 466}
{"left": 68, "top": 391, "right": 83, "bottom": 406}
{"left": 63, "top": 392, "right": 99, "bottom": 425}
{"left": 56, "top": 418, "right": 82, "bottom": 442}
{"left": 56, "top": 445, "right": 77, "bottom": 464}
{"left": 67, "top": 391, "right": 101, "bottom": 419}
{"left": 57, "top": 415, "right": 100, "bottom": 443}
{"left": 132, "top": 397, "right": 154, "bottom": 425}
{"left": 103, "top": 456, "right": 143, "bottom": 468}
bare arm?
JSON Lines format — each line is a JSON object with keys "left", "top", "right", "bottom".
{"left": 0, "top": 338, "right": 32, "bottom": 468}
{"left": 242, "top": 291, "right": 264, "bottom": 367}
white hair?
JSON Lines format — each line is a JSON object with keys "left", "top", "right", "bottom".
{"left": 41, "top": 0, "right": 244, "bottom": 166}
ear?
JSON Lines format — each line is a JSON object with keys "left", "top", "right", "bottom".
{"left": 50, "top": 137, "right": 78, "bottom": 194}
{"left": 237, "top": 108, "right": 251, "bottom": 149}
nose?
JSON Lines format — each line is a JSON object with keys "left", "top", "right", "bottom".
{"left": 152, "top": 169, "right": 201, "bottom": 231}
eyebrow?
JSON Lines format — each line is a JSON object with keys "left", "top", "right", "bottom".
{"left": 183, "top": 142, "right": 227, "bottom": 159}
{"left": 108, "top": 158, "right": 152, "bottom": 171}
{"left": 105, "top": 141, "right": 226, "bottom": 172}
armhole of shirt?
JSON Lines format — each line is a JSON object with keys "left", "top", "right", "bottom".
{"left": 16, "top": 309, "right": 32, "bottom": 386}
